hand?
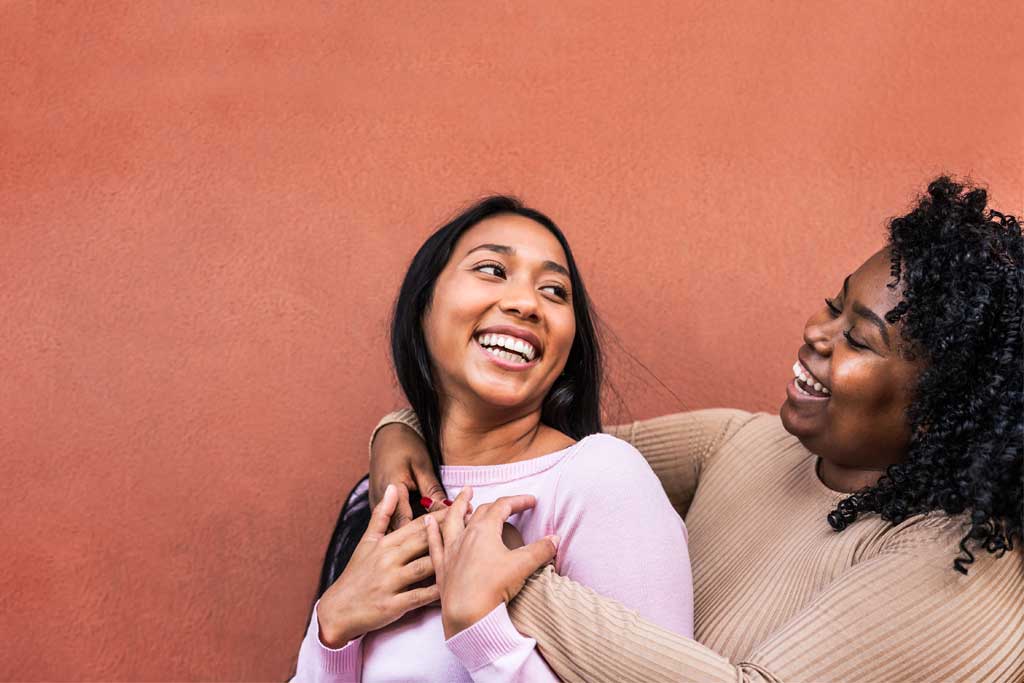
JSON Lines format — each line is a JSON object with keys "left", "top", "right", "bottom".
{"left": 370, "top": 423, "right": 448, "bottom": 530}
{"left": 316, "top": 484, "right": 448, "bottom": 647}
{"left": 424, "top": 487, "right": 559, "bottom": 639}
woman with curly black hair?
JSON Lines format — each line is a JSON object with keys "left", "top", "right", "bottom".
{"left": 362, "top": 177, "right": 1023, "bottom": 682}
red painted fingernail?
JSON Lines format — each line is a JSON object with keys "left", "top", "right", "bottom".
{"left": 420, "top": 496, "right": 433, "bottom": 508}
{"left": 443, "top": 499, "right": 453, "bottom": 506}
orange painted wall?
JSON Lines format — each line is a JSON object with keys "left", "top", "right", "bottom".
{"left": 2, "top": 2, "right": 1021, "bottom": 679}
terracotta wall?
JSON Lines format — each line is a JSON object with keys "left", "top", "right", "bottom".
{"left": 2, "top": 1, "right": 1021, "bottom": 679}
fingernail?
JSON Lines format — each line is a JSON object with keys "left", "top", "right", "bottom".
{"left": 385, "top": 484, "right": 395, "bottom": 496}
{"left": 420, "top": 496, "right": 433, "bottom": 509}
{"left": 548, "top": 535, "right": 560, "bottom": 550}
{"left": 442, "top": 499, "right": 453, "bottom": 506}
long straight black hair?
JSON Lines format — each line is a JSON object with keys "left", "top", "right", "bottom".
{"left": 316, "top": 196, "right": 603, "bottom": 597}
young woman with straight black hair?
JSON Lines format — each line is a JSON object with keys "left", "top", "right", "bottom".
{"left": 293, "top": 197, "right": 693, "bottom": 681}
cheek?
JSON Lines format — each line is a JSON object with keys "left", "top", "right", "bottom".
{"left": 828, "top": 358, "right": 913, "bottom": 449}
{"left": 547, "top": 315, "right": 576, "bottom": 371}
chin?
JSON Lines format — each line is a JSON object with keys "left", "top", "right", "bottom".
{"left": 474, "top": 386, "right": 533, "bottom": 410}
{"left": 780, "top": 400, "right": 819, "bottom": 445}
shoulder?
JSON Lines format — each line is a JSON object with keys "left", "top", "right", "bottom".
{"left": 554, "top": 434, "right": 665, "bottom": 497}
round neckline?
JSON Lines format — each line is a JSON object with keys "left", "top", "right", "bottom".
{"left": 440, "top": 433, "right": 602, "bottom": 486}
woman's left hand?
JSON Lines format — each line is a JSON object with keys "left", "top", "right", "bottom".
{"left": 424, "top": 486, "right": 560, "bottom": 639}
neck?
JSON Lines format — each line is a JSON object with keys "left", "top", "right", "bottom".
{"left": 438, "top": 399, "right": 547, "bottom": 467}
{"left": 816, "top": 458, "right": 886, "bottom": 493}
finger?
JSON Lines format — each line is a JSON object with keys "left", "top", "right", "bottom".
{"left": 366, "top": 484, "right": 398, "bottom": 537}
{"left": 390, "top": 482, "right": 414, "bottom": 531}
{"left": 513, "top": 535, "right": 559, "bottom": 575}
{"left": 424, "top": 514, "right": 446, "bottom": 588}
{"left": 442, "top": 486, "right": 472, "bottom": 545}
{"left": 480, "top": 495, "right": 537, "bottom": 527}
{"left": 398, "top": 583, "right": 441, "bottom": 613}
{"left": 412, "top": 465, "right": 448, "bottom": 512}
{"left": 399, "top": 555, "right": 435, "bottom": 587}
{"left": 386, "top": 505, "right": 448, "bottom": 560}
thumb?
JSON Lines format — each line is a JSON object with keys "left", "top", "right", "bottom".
{"left": 413, "top": 465, "right": 448, "bottom": 511}
{"left": 366, "top": 484, "right": 398, "bottom": 537}
{"left": 513, "top": 535, "right": 559, "bottom": 575}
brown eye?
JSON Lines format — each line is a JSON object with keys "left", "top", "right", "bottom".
{"left": 540, "top": 284, "right": 569, "bottom": 301}
{"left": 475, "top": 263, "right": 506, "bottom": 278}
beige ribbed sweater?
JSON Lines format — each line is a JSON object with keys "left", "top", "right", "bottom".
{"left": 374, "top": 409, "right": 1024, "bottom": 682}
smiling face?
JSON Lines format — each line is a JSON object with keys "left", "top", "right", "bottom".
{"left": 780, "top": 248, "right": 924, "bottom": 470}
{"left": 421, "top": 213, "right": 577, "bottom": 415}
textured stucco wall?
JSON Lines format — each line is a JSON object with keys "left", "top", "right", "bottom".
{"left": 1, "top": 1, "right": 1021, "bottom": 680}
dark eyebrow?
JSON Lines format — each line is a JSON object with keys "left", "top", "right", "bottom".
{"left": 852, "top": 302, "right": 891, "bottom": 348}
{"left": 467, "top": 243, "right": 513, "bottom": 256}
{"left": 465, "top": 243, "right": 570, "bottom": 278}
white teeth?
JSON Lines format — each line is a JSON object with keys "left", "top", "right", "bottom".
{"left": 792, "top": 360, "right": 831, "bottom": 396}
{"left": 478, "top": 332, "right": 537, "bottom": 361}
{"left": 483, "top": 345, "right": 527, "bottom": 364}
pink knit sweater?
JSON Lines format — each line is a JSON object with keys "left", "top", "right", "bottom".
{"left": 292, "top": 433, "right": 694, "bottom": 682}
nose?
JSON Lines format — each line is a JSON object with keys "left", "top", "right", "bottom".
{"left": 499, "top": 280, "right": 541, "bottom": 322}
{"left": 803, "top": 311, "right": 837, "bottom": 357}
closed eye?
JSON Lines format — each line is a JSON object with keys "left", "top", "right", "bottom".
{"left": 843, "top": 329, "right": 868, "bottom": 350}
{"left": 825, "top": 297, "right": 841, "bottom": 316}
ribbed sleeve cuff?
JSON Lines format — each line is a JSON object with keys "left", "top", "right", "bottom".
{"left": 445, "top": 602, "right": 532, "bottom": 673}
{"left": 367, "top": 408, "right": 423, "bottom": 461}
{"left": 306, "top": 600, "right": 363, "bottom": 676}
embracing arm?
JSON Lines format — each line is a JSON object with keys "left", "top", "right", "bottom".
{"left": 370, "top": 408, "right": 754, "bottom": 518}
{"left": 509, "top": 519, "right": 1024, "bottom": 683}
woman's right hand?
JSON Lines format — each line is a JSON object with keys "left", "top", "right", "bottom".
{"left": 369, "top": 422, "right": 448, "bottom": 529}
{"left": 316, "top": 483, "right": 446, "bottom": 647}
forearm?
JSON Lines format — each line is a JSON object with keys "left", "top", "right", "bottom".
{"left": 368, "top": 409, "right": 422, "bottom": 458}
{"left": 292, "top": 601, "right": 363, "bottom": 682}
{"left": 508, "top": 567, "right": 754, "bottom": 683}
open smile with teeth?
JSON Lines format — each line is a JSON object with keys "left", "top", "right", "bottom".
{"left": 792, "top": 361, "right": 831, "bottom": 397}
{"left": 477, "top": 333, "right": 538, "bottom": 364}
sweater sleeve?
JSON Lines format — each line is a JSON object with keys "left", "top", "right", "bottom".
{"left": 445, "top": 603, "right": 560, "bottom": 682}
{"left": 604, "top": 409, "right": 753, "bottom": 517}
{"left": 369, "top": 408, "right": 753, "bottom": 518}
{"left": 508, "top": 518, "right": 1024, "bottom": 683}
{"left": 290, "top": 601, "right": 363, "bottom": 683}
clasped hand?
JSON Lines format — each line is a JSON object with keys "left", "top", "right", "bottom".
{"left": 424, "top": 486, "right": 560, "bottom": 639}
{"left": 317, "top": 483, "right": 558, "bottom": 649}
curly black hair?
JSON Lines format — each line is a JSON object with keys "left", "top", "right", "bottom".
{"left": 827, "top": 177, "right": 1023, "bottom": 573}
